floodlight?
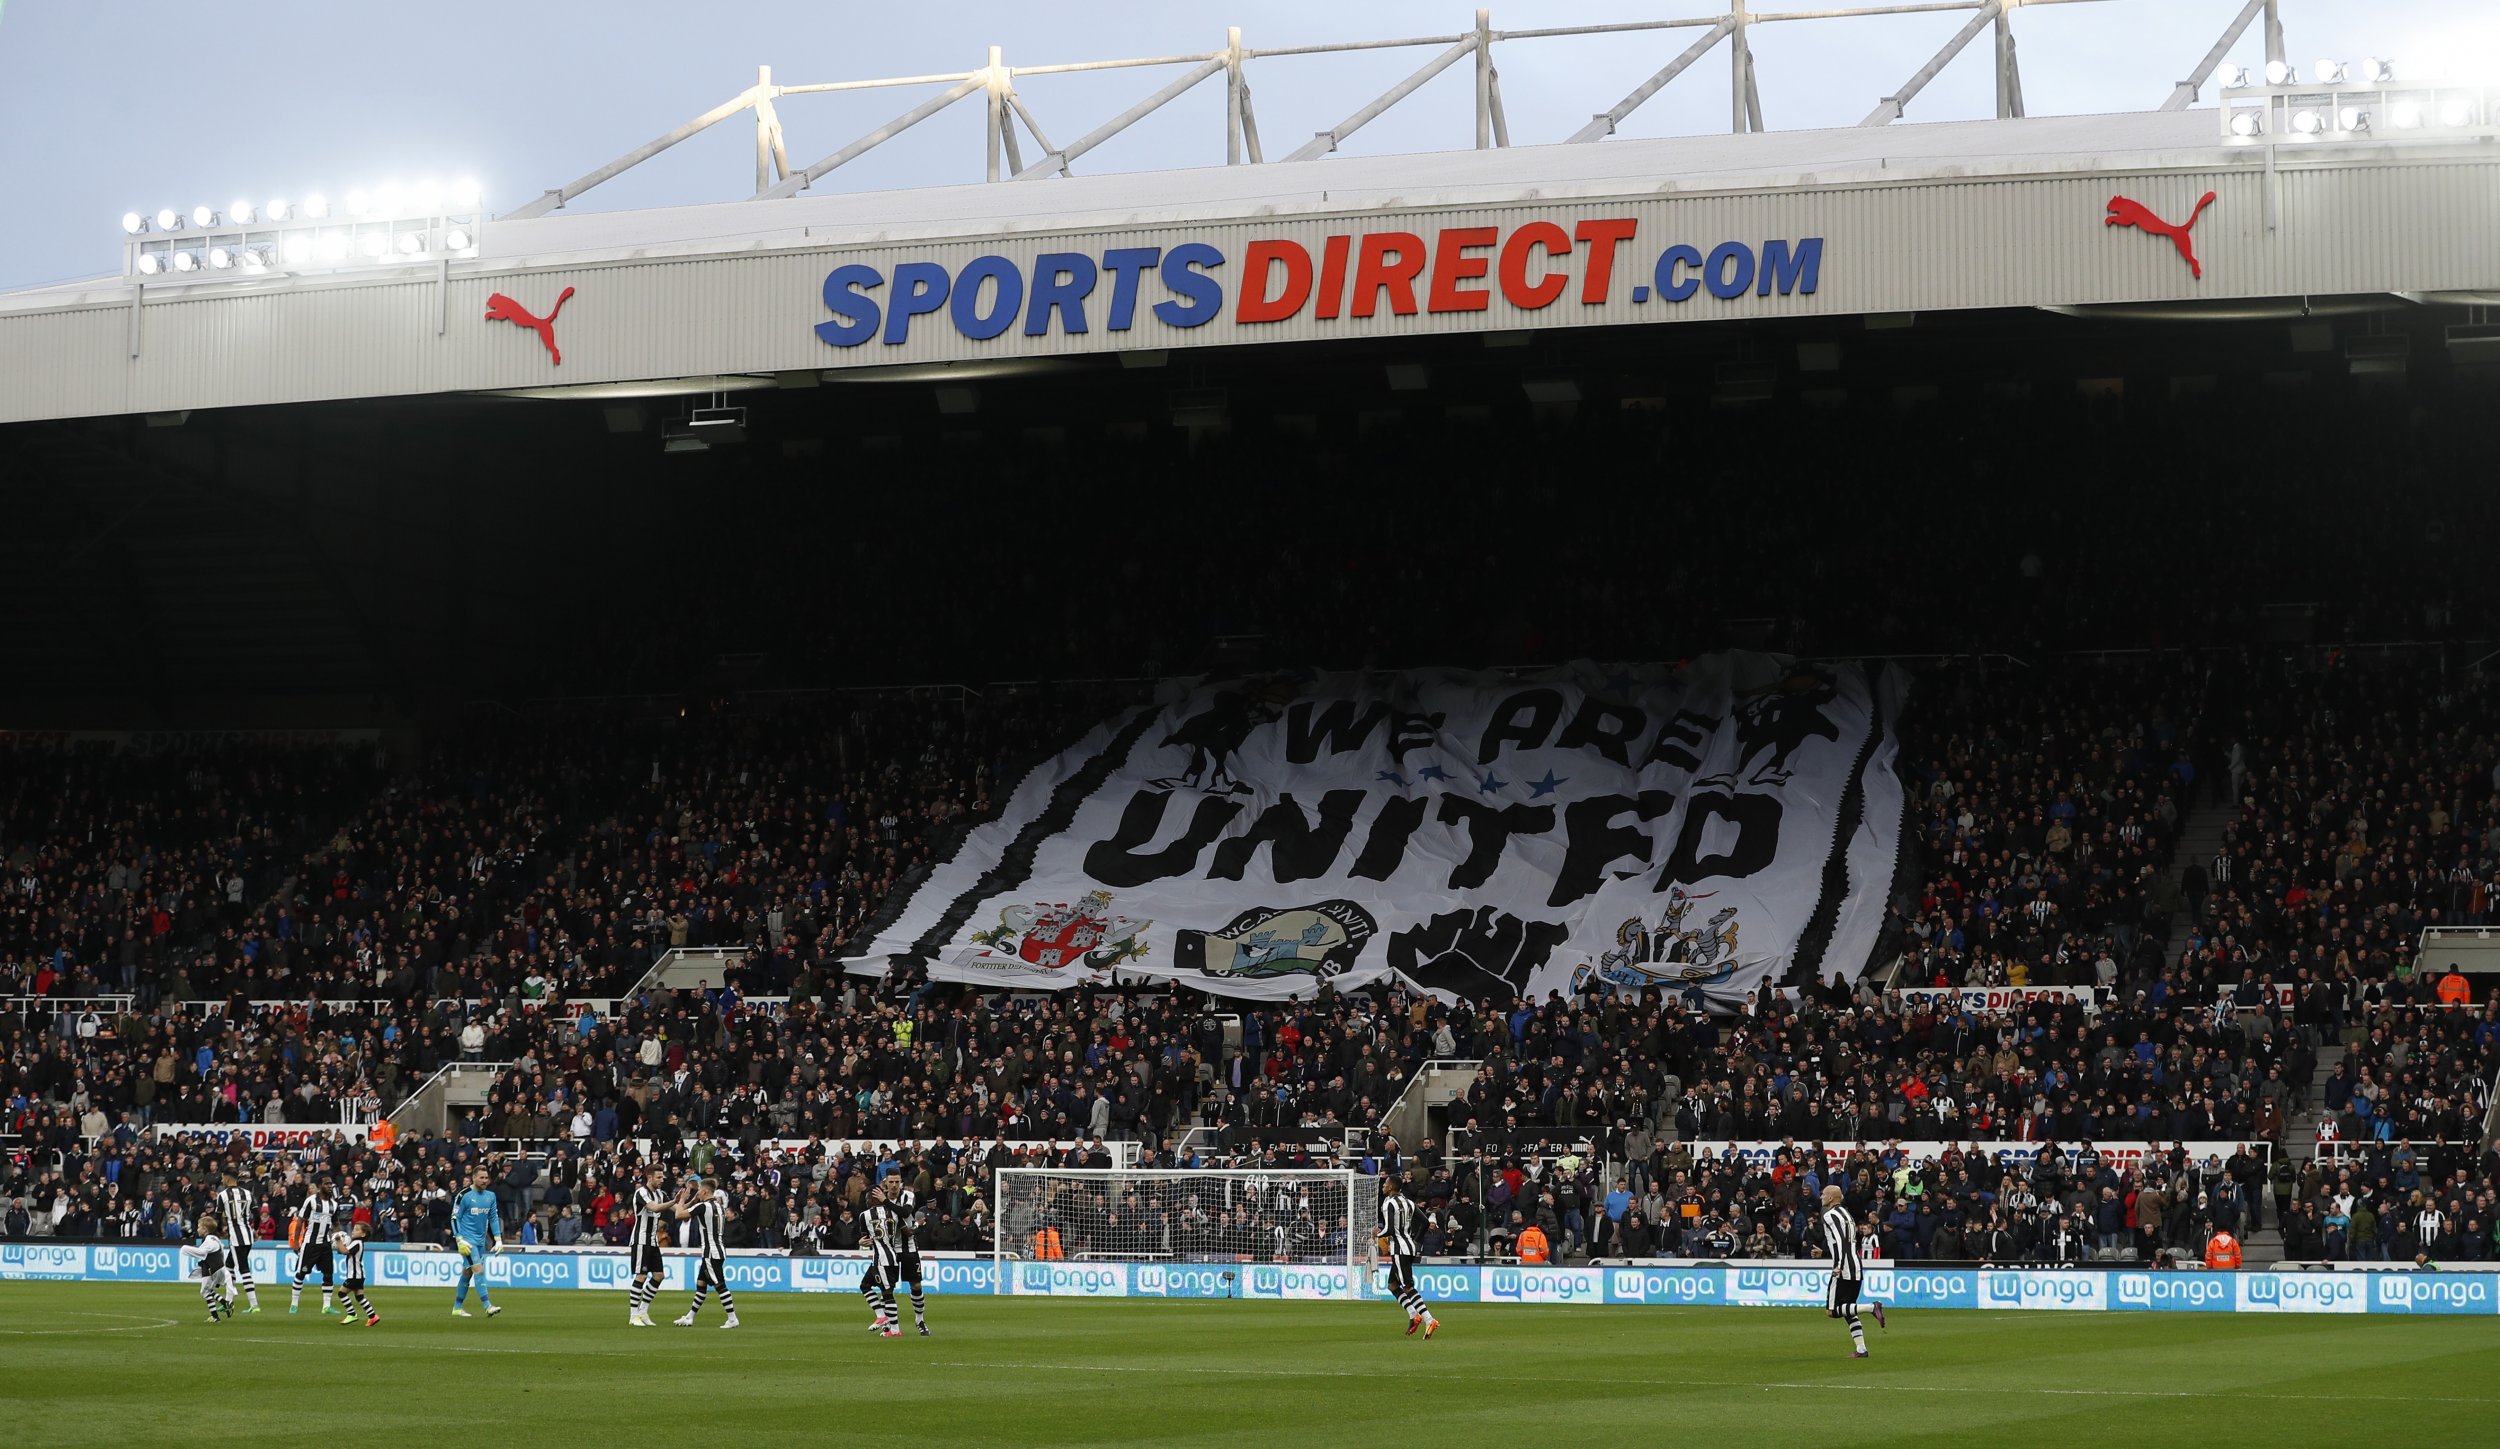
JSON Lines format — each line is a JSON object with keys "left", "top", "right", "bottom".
{"left": 395, "top": 232, "right": 425, "bottom": 255}
{"left": 358, "top": 232, "right": 388, "bottom": 258}
{"left": 136, "top": 252, "right": 163, "bottom": 275}
{"left": 231, "top": 200, "right": 257, "bottom": 225}
{"left": 2441, "top": 95, "right": 2477, "bottom": 126}
{"left": 284, "top": 235, "right": 314, "bottom": 265}
{"left": 267, "top": 197, "right": 291, "bottom": 222}
{"left": 412, "top": 181, "right": 443, "bottom": 214}
{"left": 2291, "top": 108, "right": 2324, "bottom": 136}
{"left": 2229, "top": 110, "right": 2262, "bottom": 137}
{"left": 444, "top": 228, "right": 472, "bottom": 252}
{"left": 172, "top": 250, "right": 199, "bottom": 272}
{"left": 450, "top": 178, "right": 481, "bottom": 209}
{"left": 303, "top": 193, "right": 330, "bottom": 219}
{"left": 316, "top": 234, "right": 348, "bottom": 263}
{"left": 2361, "top": 58, "right": 2394, "bottom": 83}
{"left": 346, "top": 189, "right": 373, "bottom": 217}
{"left": 191, "top": 205, "right": 219, "bottom": 228}
{"left": 2312, "top": 59, "right": 2346, "bottom": 84}
{"left": 156, "top": 208, "right": 182, "bottom": 231}
{"left": 2216, "top": 64, "right": 2250, "bottom": 89}
{"left": 207, "top": 246, "right": 236, "bottom": 270}
{"left": 122, "top": 211, "right": 147, "bottom": 235}
{"left": 2266, "top": 60, "right": 2295, "bottom": 85}
{"left": 2337, "top": 105, "right": 2368, "bottom": 133}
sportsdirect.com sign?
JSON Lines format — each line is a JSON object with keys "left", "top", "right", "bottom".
{"left": 15, "top": 1247, "right": 2495, "bottom": 1316}
{"left": 817, "top": 220, "right": 1821, "bottom": 349}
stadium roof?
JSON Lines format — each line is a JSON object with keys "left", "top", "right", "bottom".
{"left": 4, "top": 109, "right": 2227, "bottom": 306}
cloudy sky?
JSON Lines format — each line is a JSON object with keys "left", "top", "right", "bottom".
{"left": 1, "top": 0, "right": 2492, "bottom": 288}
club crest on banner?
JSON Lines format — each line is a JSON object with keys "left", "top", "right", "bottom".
{"left": 1572, "top": 886, "right": 1743, "bottom": 998}
{"left": 964, "top": 891, "right": 1151, "bottom": 976}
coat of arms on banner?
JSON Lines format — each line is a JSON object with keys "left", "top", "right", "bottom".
{"left": 1174, "top": 900, "right": 1379, "bottom": 980}
{"left": 1571, "top": 886, "right": 1743, "bottom": 995}
{"left": 965, "top": 891, "right": 1151, "bottom": 971}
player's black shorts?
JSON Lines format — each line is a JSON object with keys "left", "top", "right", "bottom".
{"left": 635, "top": 1244, "right": 665, "bottom": 1277}
{"left": 897, "top": 1252, "right": 923, "bottom": 1285}
{"left": 294, "top": 1243, "right": 335, "bottom": 1280}
{"left": 696, "top": 1255, "right": 726, "bottom": 1290}
{"left": 1827, "top": 1275, "right": 1862, "bottom": 1311}
{"left": 1389, "top": 1255, "right": 1419, "bottom": 1293}
{"left": 342, "top": 1277, "right": 366, "bottom": 1293}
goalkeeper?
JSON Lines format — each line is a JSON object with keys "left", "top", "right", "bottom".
{"left": 450, "top": 1166, "right": 505, "bottom": 1319}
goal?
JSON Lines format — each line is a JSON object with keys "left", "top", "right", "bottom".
{"left": 993, "top": 1167, "right": 1377, "bottom": 1273}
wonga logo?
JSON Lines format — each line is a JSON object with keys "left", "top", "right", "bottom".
{"left": 5, "top": 1243, "right": 83, "bottom": 1276}
{"left": 1487, "top": 1267, "right": 1599, "bottom": 1303}
{"left": 1728, "top": 1267, "right": 1827, "bottom": 1306}
{"left": 2240, "top": 1275, "right": 2363, "bottom": 1314}
{"left": 1611, "top": 1269, "right": 1719, "bottom": 1306}
{"left": 583, "top": 1256, "right": 631, "bottom": 1288}
{"left": 2113, "top": 1274, "right": 2228, "bottom": 1311}
{"left": 1135, "top": 1264, "right": 1232, "bottom": 1298}
{"left": 1980, "top": 1272, "right": 2102, "bottom": 1311}
{"left": 2372, "top": 1275, "right": 2491, "bottom": 1314}
{"left": 379, "top": 1252, "right": 459, "bottom": 1287}
{"left": 488, "top": 1255, "right": 571, "bottom": 1288}
{"left": 1868, "top": 1271, "right": 1972, "bottom": 1310}
{"left": 92, "top": 1246, "right": 178, "bottom": 1280}
{"left": 1020, "top": 1263, "right": 1124, "bottom": 1297}
{"left": 1247, "top": 1265, "right": 1347, "bottom": 1300}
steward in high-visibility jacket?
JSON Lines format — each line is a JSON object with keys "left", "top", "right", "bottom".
{"left": 2438, "top": 970, "right": 2471, "bottom": 1006}
{"left": 1032, "top": 1227, "right": 1064, "bottom": 1260}
{"left": 1517, "top": 1224, "right": 1550, "bottom": 1264}
{"left": 2204, "top": 1230, "right": 2242, "bottom": 1269}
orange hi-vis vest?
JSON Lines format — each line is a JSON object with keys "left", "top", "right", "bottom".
{"left": 1033, "top": 1227, "right": 1064, "bottom": 1261}
{"left": 2205, "top": 1232, "right": 2242, "bottom": 1269}
{"left": 1518, "top": 1225, "right": 1550, "bottom": 1264}
{"left": 2438, "top": 972, "right": 2471, "bottom": 1005}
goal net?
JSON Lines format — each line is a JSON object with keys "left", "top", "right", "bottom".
{"left": 994, "top": 1168, "right": 1377, "bottom": 1272}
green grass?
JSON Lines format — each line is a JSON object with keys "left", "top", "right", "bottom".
{"left": 2, "top": 1284, "right": 2494, "bottom": 1447}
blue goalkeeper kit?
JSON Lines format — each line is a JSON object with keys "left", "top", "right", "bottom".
{"left": 452, "top": 1188, "right": 502, "bottom": 1307}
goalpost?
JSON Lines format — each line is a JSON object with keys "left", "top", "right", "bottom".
{"left": 993, "top": 1168, "right": 1377, "bottom": 1284}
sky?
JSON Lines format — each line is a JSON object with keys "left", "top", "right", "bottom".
{"left": 1, "top": 0, "right": 2494, "bottom": 289}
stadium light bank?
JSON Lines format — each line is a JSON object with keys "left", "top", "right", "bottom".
{"left": 2216, "top": 58, "right": 2500, "bottom": 142}
{"left": 118, "top": 179, "right": 484, "bottom": 280}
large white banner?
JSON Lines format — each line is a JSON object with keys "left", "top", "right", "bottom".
{"left": 852, "top": 656, "right": 1905, "bottom": 1006}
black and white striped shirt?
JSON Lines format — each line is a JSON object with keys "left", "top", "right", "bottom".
{"left": 2418, "top": 1209, "right": 2447, "bottom": 1245}
{"left": 1379, "top": 1194, "right": 1420, "bottom": 1258}
{"left": 334, "top": 1234, "right": 365, "bottom": 1281}
{"left": 687, "top": 1196, "right": 727, "bottom": 1259}
{"left": 862, "top": 1202, "right": 904, "bottom": 1269}
{"left": 217, "top": 1185, "right": 257, "bottom": 1244}
{"left": 294, "top": 1192, "right": 340, "bottom": 1243}
{"left": 1821, "top": 1205, "right": 1863, "bottom": 1280}
{"left": 892, "top": 1189, "right": 921, "bottom": 1254}
{"left": 631, "top": 1186, "right": 668, "bottom": 1250}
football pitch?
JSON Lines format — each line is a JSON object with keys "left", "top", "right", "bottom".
{"left": 3, "top": 1285, "right": 2493, "bottom": 1448}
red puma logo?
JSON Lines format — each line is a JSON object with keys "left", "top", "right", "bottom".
{"left": 484, "top": 287, "right": 576, "bottom": 365}
{"left": 2105, "top": 193, "right": 2217, "bottom": 280}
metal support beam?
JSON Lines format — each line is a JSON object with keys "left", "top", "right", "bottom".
{"left": 1238, "top": 74, "right": 1266, "bottom": 163}
{"left": 1994, "top": 7, "right": 2024, "bottom": 118}
{"left": 986, "top": 48, "right": 1005, "bottom": 183}
{"left": 1012, "top": 57, "right": 1227, "bottom": 180}
{"left": 765, "top": 74, "right": 987, "bottom": 198}
{"left": 1569, "top": 20, "right": 1732, "bottom": 142}
{"left": 1225, "top": 26, "right": 1245, "bottom": 165}
{"left": 2162, "top": 0, "right": 2266, "bottom": 110}
{"left": 1286, "top": 36, "right": 1477, "bottom": 162}
{"left": 1474, "top": 9, "right": 1493, "bottom": 149}
{"left": 1488, "top": 55, "right": 1512, "bottom": 146}
{"left": 755, "top": 65, "right": 783, "bottom": 195}
{"left": 505, "top": 88, "right": 762, "bottom": 218}
{"left": 1004, "top": 89, "right": 1058, "bottom": 174}
{"left": 1732, "top": 0, "right": 1752, "bottom": 134}
{"left": 1861, "top": 2, "right": 1998, "bottom": 126}
{"left": 2262, "top": 0, "right": 2284, "bottom": 69}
